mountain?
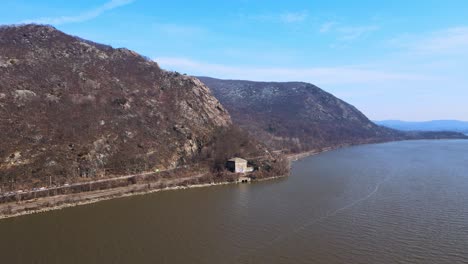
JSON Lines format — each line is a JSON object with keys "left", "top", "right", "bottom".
{"left": 198, "top": 77, "right": 405, "bottom": 152}
{"left": 376, "top": 120, "right": 468, "bottom": 134}
{"left": 198, "top": 77, "right": 468, "bottom": 152}
{"left": 0, "top": 24, "right": 464, "bottom": 192}
{"left": 0, "top": 24, "right": 257, "bottom": 188}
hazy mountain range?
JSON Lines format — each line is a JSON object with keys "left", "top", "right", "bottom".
{"left": 376, "top": 120, "right": 468, "bottom": 134}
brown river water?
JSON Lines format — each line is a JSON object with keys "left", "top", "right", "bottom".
{"left": 1, "top": 140, "right": 468, "bottom": 264}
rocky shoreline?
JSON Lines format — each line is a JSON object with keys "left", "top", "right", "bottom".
{"left": 0, "top": 140, "right": 407, "bottom": 220}
{"left": 0, "top": 179, "right": 237, "bottom": 220}
{"left": 0, "top": 143, "right": 375, "bottom": 220}
{"left": 0, "top": 170, "right": 290, "bottom": 221}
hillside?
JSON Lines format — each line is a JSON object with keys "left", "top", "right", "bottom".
{"left": 376, "top": 120, "right": 468, "bottom": 134}
{"left": 198, "top": 77, "right": 467, "bottom": 152}
{"left": 0, "top": 24, "right": 464, "bottom": 194}
{"left": 0, "top": 24, "right": 264, "bottom": 189}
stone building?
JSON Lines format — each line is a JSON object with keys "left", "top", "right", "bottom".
{"left": 226, "top": 157, "right": 254, "bottom": 173}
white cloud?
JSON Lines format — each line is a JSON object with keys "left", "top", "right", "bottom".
{"left": 337, "top": 25, "right": 380, "bottom": 40}
{"left": 21, "top": 0, "right": 135, "bottom": 25}
{"left": 319, "top": 21, "right": 338, "bottom": 33}
{"left": 279, "top": 11, "right": 308, "bottom": 23}
{"left": 319, "top": 22, "right": 379, "bottom": 41}
{"left": 391, "top": 26, "right": 468, "bottom": 55}
{"left": 155, "top": 57, "right": 429, "bottom": 85}
{"left": 241, "top": 10, "right": 308, "bottom": 24}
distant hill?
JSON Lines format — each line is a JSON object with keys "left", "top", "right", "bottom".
{"left": 199, "top": 77, "right": 468, "bottom": 153}
{"left": 376, "top": 120, "right": 468, "bottom": 134}
{"left": 198, "top": 77, "right": 406, "bottom": 152}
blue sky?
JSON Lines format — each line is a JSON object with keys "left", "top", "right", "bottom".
{"left": 2, "top": 0, "right": 468, "bottom": 121}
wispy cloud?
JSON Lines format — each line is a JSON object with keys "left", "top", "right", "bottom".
{"left": 155, "top": 57, "right": 429, "bottom": 85}
{"left": 21, "top": 0, "right": 135, "bottom": 25}
{"left": 241, "top": 10, "right": 308, "bottom": 24}
{"left": 337, "top": 25, "right": 380, "bottom": 40}
{"left": 319, "top": 21, "right": 338, "bottom": 33}
{"left": 319, "top": 21, "right": 379, "bottom": 41}
{"left": 391, "top": 26, "right": 468, "bottom": 55}
{"left": 279, "top": 11, "right": 308, "bottom": 23}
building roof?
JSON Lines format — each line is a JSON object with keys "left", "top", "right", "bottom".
{"left": 228, "top": 157, "right": 247, "bottom": 163}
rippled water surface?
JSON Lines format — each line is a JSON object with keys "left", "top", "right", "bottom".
{"left": 1, "top": 140, "right": 468, "bottom": 264}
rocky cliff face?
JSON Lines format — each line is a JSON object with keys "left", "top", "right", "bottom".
{"left": 0, "top": 25, "right": 231, "bottom": 186}
{"left": 198, "top": 77, "right": 405, "bottom": 152}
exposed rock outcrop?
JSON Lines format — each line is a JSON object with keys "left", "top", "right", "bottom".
{"left": 0, "top": 24, "right": 231, "bottom": 186}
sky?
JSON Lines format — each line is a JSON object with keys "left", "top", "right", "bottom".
{"left": 2, "top": 0, "right": 468, "bottom": 121}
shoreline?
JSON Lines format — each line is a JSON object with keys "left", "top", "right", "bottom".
{"left": 0, "top": 172, "right": 290, "bottom": 221}
{"left": 285, "top": 143, "right": 357, "bottom": 162}
{"left": 286, "top": 146, "right": 339, "bottom": 162}
{"left": 0, "top": 180, "right": 237, "bottom": 220}
{"left": 0, "top": 143, "right": 353, "bottom": 220}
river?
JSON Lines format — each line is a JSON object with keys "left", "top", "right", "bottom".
{"left": 1, "top": 140, "right": 468, "bottom": 263}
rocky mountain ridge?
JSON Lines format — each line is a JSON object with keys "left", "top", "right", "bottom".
{"left": 198, "top": 77, "right": 467, "bottom": 152}
{"left": 0, "top": 24, "right": 465, "bottom": 191}
{"left": 0, "top": 24, "right": 233, "bottom": 188}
